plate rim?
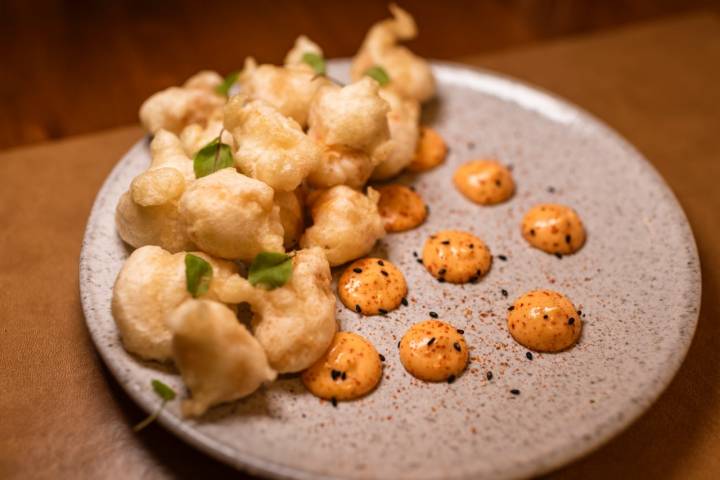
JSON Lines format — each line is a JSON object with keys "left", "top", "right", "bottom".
{"left": 79, "top": 59, "right": 701, "bottom": 480}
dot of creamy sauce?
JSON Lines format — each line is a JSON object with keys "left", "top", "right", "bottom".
{"left": 507, "top": 289, "right": 582, "bottom": 352}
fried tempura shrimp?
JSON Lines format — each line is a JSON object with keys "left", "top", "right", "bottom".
{"left": 168, "top": 299, "right": 276, "bottom": 417}
{"left": 115, "top": 130, "right": 195, "bottom": 252}
{"left": 179, "top": 168, "right": 284, "bottom": 261}
{"left": 139, "top": 71, "right": 226, "bottom": 134}
{"left": 371, "top": 89, "right": 420, "bottom": 180}
{"left": 224, "top": 95, "right": 321, "bottom": 192}
{"left": 217, "top": 248, "right": 337, "bottom": 374}
{"left": 111, "top": 246, "right": 236, "bottom": 362}
{"left": 300, "top": 186, "right": 385, "bottom": 266}
{"left": 350, "top": 4, "right": 435, "bottom": 103}
{"left": 306, "top": 78, "right": 390, "bottom": 188}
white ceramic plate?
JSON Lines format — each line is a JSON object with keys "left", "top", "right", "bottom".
{"left": 80, "top": 60, "right": 700, "bottom": 480}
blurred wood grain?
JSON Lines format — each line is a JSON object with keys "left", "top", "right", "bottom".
{"left": 0, "top": 0, "right": 716, "bottom": 149}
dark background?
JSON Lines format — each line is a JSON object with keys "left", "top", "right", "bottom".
{"left": 1, "top": 0, "right": 717, "bottom": 149}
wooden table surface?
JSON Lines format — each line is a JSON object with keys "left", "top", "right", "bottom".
{"left": 2, "top": 0, "right": 718, "bottom": 150}
{"left": 1, "top": 10, "right": 720, "bottom": 480}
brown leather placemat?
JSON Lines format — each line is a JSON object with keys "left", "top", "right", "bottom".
{"left": 1, "top": 12, "right": 718, "bottom": 480}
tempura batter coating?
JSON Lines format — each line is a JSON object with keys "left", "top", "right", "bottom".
{"left": 240, "top": 57, "right": 331, "bottom": 128}
{"left": 115, "top": 130, "right": 195, "bottom": 252}
{"left": 217, "top": 248, "right": 337, "bottom": 374}
{"left": 275, "top": 189, "right": 305, "bottom": 249}
{"left": 371, "top": 89, "right": 420, "bottom": 180}
{"left": 179, "top": 168, "right": 284, "bottom": 261}
{"left": 111, "top": 246, "right": 237, "bottom": 363}
{"left": 284, "top": 35, "right": 323, "bottom": 68}
{"left": 139, "top": 71, "right": 226, "bottom": 134}
{"left": 306, "top": 78, "right": 390, "bottom": 188}
{"left": 300, "top": 186, "right": 386, "bottom": 266}
{"left": 308, "top": 77, "right": 390, "bottom": 153}
{"left": 224, "top": 95, "right": 321, "bottom": 192}
{"left": 350, "top": 4, "right": 435, "bottom": 103}
{"left": 167, "top": 299, "right": 276, "bottom": 417}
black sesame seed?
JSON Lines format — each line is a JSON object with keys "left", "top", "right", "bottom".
{"left": 457, "top": 329, "right": 465, "bottom": 334}
{"left": 429, "top": 311, "right": 439, "bottom": 318}
{"left": 508, "top": 306, "right": 515, "bottom": 311}
{"left": 438, "top": 278, "right": 446, "bottom": 283}
{"left": 427, "top": 337, "right": 436, "bottom": 346}
{"left": 530, "top": 229, "right": 536, "bottom": 236}
{"left": 401, "top": 297, "right": 408, "bottom": 306}
{"left": 468, "top": 276, "right": 479, "bottom": 283}
{"left": 398, "top": 340, "right": 401, "bottom": 348}
{"left": 341, "top": 371, "right": 347, "bottom": 380}
{"left": 447, "top": 375, "right": 456, "bottom": 384}
{"left": 331, "top": 369, "right": 341, "bottom": 380}
{"left": 498, "top": 254, "right": 508, "bottom": 261}
{"left": 377, "top": 260, "right": 385, "bottom": 266}
{"left": 416, "top": 259, "right": 424, "bottom": 265}
{"left": 353, "top": 267, "right": 362, "bottom": 273}
{"left": 453, "top": 342, "right": 462, "bottom": 352}
{"left": 379, "top": 354, "right": 386, "bottom": 362}
{"left": 565, "top": 234, "right": 571, "bottom": 244}
{"left": 486, "top": 371, "right": 493, "bottom": 381}
{"left": 543, "top": 314, "right": 548, "bottom": 319}
{"left": 526, "top": 352, "right": 533, "bottom": 360}
{"left": 469, "top": 243, "right": 474, "bottom": 249}
{"left": 331, "top": 397, "right": 338, "bottom": 407}
{"left": 379, "top": 308, "right": 388, "bottom": 315}
{"left": 510, "top": 389, "right": 520, "bottom": 395}
{"left": 577, "top": 309, "right": 583, "bottom": 316}
{"left": 555, "top": 253, "right": 563, "bottom": 259}
{"left": 381, "top": 270, "right": 389, "bottom": 277}
{"left": 476, "top": 269, "right": 483, "bottom": 276}
{"left": 412, "top": 251, "right": 418, "bottom": 258}
{"left": 438, "top": 268, "right": 447, "bottom": 275}
{"left": 495, "top": 179, "right": 501, "bottom": 187}
{"left": 355, "top": 304, "right": 362, "bottom": 313}
{"left": 568, "top": 317, "right": 576, "bottom": 325}
{"left": 441, "top": 240, "right": 450, "bottom": 245}
{"left": 501, "top": 289, "right": 508, "bottom": 297}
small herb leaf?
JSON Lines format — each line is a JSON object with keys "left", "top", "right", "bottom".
{"left": 193, "top": 137, "right": 234, "bottom": 178}
{"left": 215, "top": 71, "right": 239, "bottom": 97}
{"left": 248, "top": 252, "right": 293, "bottom": 289}
{"left": 133, "top": 380, "right": 176, "bottom": 432}
{"left": 364, "top": 65, "right": 390, "bottom": 86}
{"left": 301, "top": 52, "right": 326, "bottom": 75}
{"left": 185, "top": 253, "right": 213, "bottom": 298}
{"left": 151, "top": 379, "right": 177, "bottom": 401}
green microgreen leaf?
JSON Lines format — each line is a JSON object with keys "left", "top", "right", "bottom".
{"left": 132, "top": 379, "right": 176, "bottom": 432}
{"left": 151, "top": 379, "right": 177, "bottom": 401}
{"left": 248, "top": 252, "right": 293, "bottom": 289}
{"left": 301, "top": 52, "right": 326, "bottom": 75}
{"left": 215, "top": 71, "right": 239, "bottom": 97}
{"left": 193, "top": 137, "right": 234, "bottom": 179}
{"left": 364, "top": 65, "right": 390, "bottom": 86}
{"left": 185, "top": 253, "right": 213, "bottom": 298}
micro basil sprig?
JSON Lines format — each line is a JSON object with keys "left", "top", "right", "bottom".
{"left": 301, "top": 52, "right": 326, "bottom": 75}
{"left": 185, "top": 253, "right": 213, "bottom": 298}
{"left": 364, "top": 65, "right": 390, "bottom": 86}
{"left": 248, "top": 252, "right": 293, "bottom": 289}
{"left": 215, "top": 71, "right": 239, "bottom": 97}
{"left": 193, "top": 132, "right": 234, "bottom": 179}
{"left": 132, "top": 379, "right": 177, "bottom": 432}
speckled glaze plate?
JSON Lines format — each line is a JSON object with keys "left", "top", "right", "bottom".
{"left": 80, "top": 60, "right": 700, "bottom": 480}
